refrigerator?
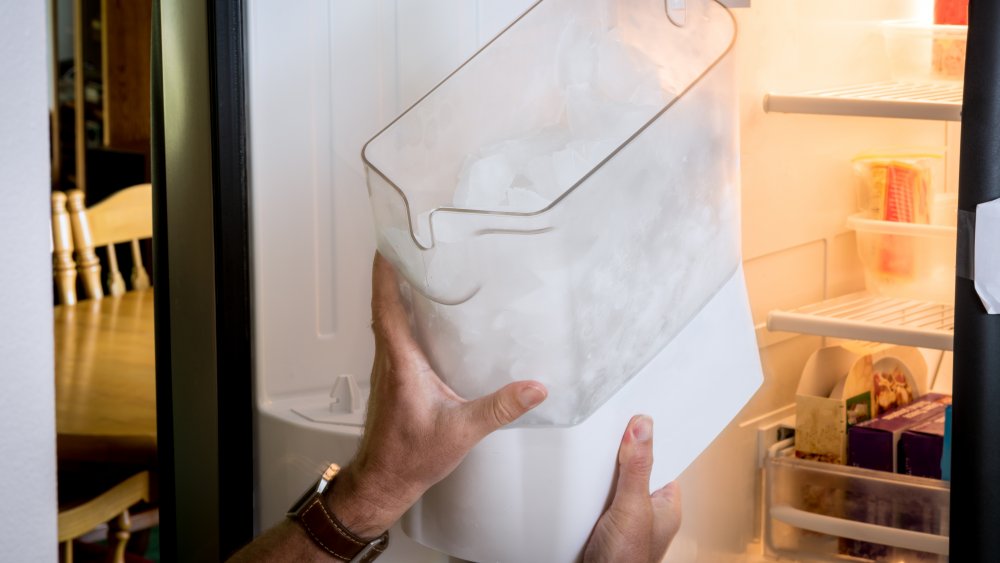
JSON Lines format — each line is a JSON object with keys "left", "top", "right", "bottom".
{"left": 159, "top": 0, "right": 1000, "bottom": 560}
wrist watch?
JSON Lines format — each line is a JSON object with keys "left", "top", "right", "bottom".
{"left": 287, "top": 463, "right": 390, "bottom": 562}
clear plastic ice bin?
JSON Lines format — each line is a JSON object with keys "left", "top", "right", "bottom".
{"left": 363, "top": 0, "right": 741, "bottom": 426}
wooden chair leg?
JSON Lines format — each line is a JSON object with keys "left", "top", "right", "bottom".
{"left": 130, "top": 239, "right": 150, "bottom": 290}
{"left": 107, "top": 510, "right": 131, "bottom": 563}
{"left": 52, "top": 191, "right": 79, "bottom": 305}
{"left": 66, "top": 189, "right": 105, "bottom": 300}
{"left": 63, "top": 540, "right": 73, "bottom": 563}
{"left": 106, "top": 244, "right": 127, "bottom": 297}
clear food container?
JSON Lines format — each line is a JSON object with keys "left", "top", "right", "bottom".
{"left": 363, "top": 0, "right": 741, "bottom": 426}
{"left": 852, "top": 150, "right": 944, "bottom": 225}
{"left": 882, "top": 22, "right": 967, "bottom": 82}
{"left": 848, "top": 214, "right": 957, "bottom": 305}
{"left": 766, "top": 452, "right": 950, "bottom": 562}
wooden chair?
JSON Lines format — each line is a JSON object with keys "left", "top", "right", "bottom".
{"left": 66, "top": 185, "right": 152, "bottom": 300}
{"left": 57, "top": 468, "right": 152, "bottom": 563}
{"left": 56, "top": 185, "right": 156, "bottom": 560}
{"left": 52, "top": 191, "right": 78, "bottom": 305}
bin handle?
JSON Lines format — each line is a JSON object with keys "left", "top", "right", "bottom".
{"left": 770, "top": 504, "right": 949, "bottom": 556}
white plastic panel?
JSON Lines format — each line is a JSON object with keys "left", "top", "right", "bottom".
{"left": 247, "top": 0, "right": 537, "bottom": 401}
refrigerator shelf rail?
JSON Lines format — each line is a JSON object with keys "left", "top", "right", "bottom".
{"left": 764, "top": 81, "right": 963, "bottom": 121}
{"left": 767, "top": 292, "right": 954, "bottom": 350}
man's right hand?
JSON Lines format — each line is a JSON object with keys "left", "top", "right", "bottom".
{"left": 584, "top": 416, "right": 682, "bottom": 563}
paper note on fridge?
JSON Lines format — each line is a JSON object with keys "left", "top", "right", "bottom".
{"left": 975, "top": 198, "right": 1000, "bottom": 314}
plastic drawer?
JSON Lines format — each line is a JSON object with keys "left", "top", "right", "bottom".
{"left": 848, "top": 214, "right": 956, "bottom": 305}
{"left": 765, "top": 453, "right": 949, "bottom": 562}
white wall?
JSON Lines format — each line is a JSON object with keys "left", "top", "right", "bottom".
{"left": 0, "top": 1, "right": 59, "bottom": 560}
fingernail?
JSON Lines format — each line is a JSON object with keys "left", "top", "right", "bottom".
{"left": 633, "top": 416, "right": 653, "bottom": 442}
{"left": 518, "top": 386, "right": 545, "bottom": 409}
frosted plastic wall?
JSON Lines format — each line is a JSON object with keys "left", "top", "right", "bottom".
{"left": 364, "top": 0, "right": 739, "bottom": 426}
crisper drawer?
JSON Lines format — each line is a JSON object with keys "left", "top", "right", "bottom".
{"left": 765, "top": 452, "right": 949, "bottom": 562}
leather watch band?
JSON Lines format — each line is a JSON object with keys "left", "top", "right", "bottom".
{"left": 293, "top": 495, "right": 389, "bottom": 562}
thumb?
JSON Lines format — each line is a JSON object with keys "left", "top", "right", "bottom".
{"left": 463, "top": 381, "right": 547, "bottom": 440}
{"left": 612, "top": 415, "right": 654, "bottom": 508}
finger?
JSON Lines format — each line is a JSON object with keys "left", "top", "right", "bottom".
{"left": 612, "top": 415, "right": 654, "bottom": 507}
{"left": 650, "top": 482, "right": 682, "bottom": 557}
{"left": 462, "top": 381, "right": 547, "bottom": 440}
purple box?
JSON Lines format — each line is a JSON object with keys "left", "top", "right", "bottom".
{"left": 899, "top": 414, "right": 947, "bottom": 479}
{"left": 848, "top": 394, "right": 951, "bottom": 473}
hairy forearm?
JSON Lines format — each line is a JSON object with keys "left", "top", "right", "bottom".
{"left": 325, "top": 462, "right": 414, "bottom": 539}
{"left": 227, "top": 464, "right": 400, "bottom": 563}
{"left": 228, "top": 520, "right": 342, "bottom": 562}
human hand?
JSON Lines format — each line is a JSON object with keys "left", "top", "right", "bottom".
{"left": 584, "top": 415, "right": 682, "bottom": 563}
{"left": 325, "top": 253, "right": 548, "bottom": 539}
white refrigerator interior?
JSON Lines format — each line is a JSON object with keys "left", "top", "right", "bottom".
{"left": 248, "top": 0, "right": 956, "bottom": 561}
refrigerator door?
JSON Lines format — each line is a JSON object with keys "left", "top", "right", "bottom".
{"left": 245, "top": 0, "right": 535, "bottom": 558}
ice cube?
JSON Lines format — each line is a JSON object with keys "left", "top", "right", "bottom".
{"left": 453, "top": 153, "right": 516, "bottom": 210}
{"left": 595, "top": 29, "right": 665, "bottom": 103}
{"left": 564, "top": 84, "right": 609, "bottom": 138}
{"left": 507, "top": 187, "right": 551, "bottom": 212}
{"left": 555, "top": 19, "right": 599, "bottom": 88}
{"left": 551, "top": 147, "right": 590, "bottom": 190}
{"left": 522, "top": 154, "right": 559, "bottom": 199}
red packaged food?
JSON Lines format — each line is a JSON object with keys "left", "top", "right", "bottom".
{"left": 935, "top": 0, "right": 969, "bottom": 25}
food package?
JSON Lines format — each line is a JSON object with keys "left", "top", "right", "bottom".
{"left": 848, "top": 393, "right": 952, "bottom": 473}
{"left": 935, "top": 0, "right": 969, "bottom": 25}
{"left": 933, "top": 1, "right": 968, "bottom": 79}
{"left": 900, "top": 412, "right": 947, "bottom": 479}
{"left": 795, "top": 344, "right": 926, "bottom": 465}
{"left": 933, "top": 30, "right": 967, "bottom": 80}
{"left": 853, "top": 151, "right": 941, "bottom": 225}
{"left": 871, "top": 357, "right": 920, "bottom": 417}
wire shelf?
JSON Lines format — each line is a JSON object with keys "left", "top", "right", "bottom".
{"left": 764, "top": 81, "right": 963, "bottom": 122}
{"left": 767, "top": 292, "right": 954, "bottom": 350}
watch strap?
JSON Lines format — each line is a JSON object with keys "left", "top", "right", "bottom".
{"left": 294, "top": 495, "right": 389, "bottom": 562}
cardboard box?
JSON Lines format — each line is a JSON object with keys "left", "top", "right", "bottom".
{"left": 795, "top": 345, "right": 927, "bottom": 464}
{"left": 900, "top": 412, "right": 947, "bottom": 479}
{"left": 848, "top": 394, "right": 952, "bottom": 473}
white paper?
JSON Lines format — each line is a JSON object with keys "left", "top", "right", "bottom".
{"left": 975, "top": 198, "right": 1000, "bottom": 314}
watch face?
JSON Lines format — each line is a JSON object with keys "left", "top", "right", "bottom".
{"left": 288, "top": 463, "right": 339, "bottom": 516}
{"left": 287, "top": 482, "right": 320, "bottom": 516}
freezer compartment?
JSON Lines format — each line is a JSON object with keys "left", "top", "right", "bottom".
{"left": 363, "top": 0, "right": 743, "bottom": 426}
{"left": 765, "top": 452, "right": 949, "bottom": 562}
{"left": 848, "top": 214, "right": 956, "bottom": 305}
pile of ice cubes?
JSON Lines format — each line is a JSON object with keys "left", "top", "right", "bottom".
{"left": 368, "top": 0, "right": 739, "bottom": 425}
{"left": 451, "top": 24, "right": 670, "bottom": 213}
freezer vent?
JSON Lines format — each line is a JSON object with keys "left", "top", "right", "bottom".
{"left": 765, "top": 81, "right": 963, "bottom": 122}
{"left": 767, "top": 292, "right": 954, "bottom": 350}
